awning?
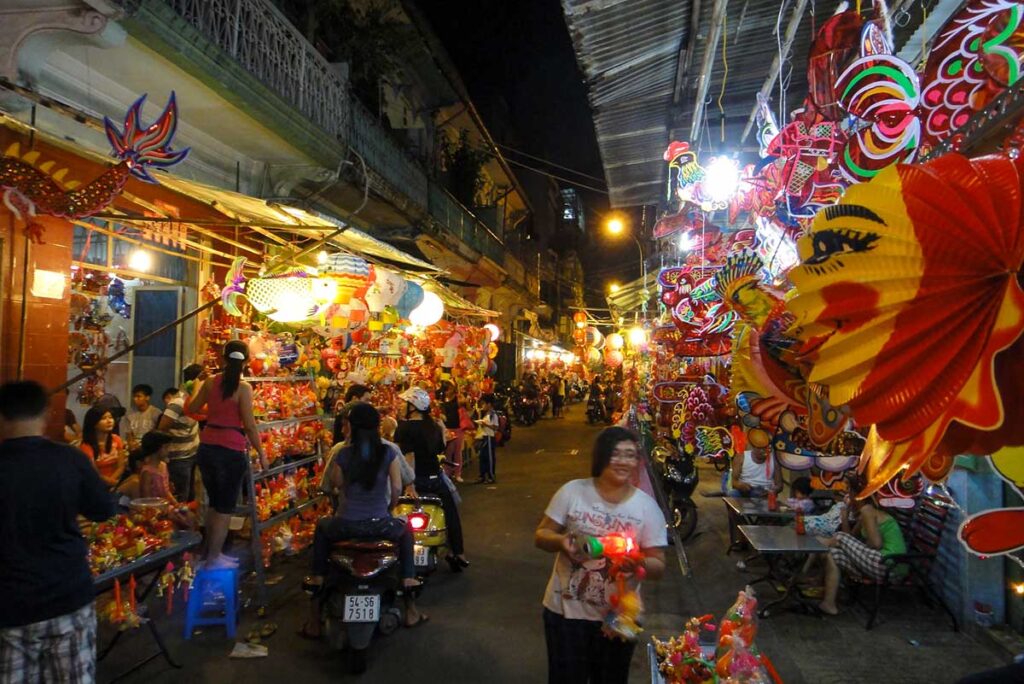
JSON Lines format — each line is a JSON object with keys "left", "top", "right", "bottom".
{"left": 155, "top": 175, "right": 441, "bottom": 272}
{"left": 606, "top": 272, "right": 658, "bottom": 315}
{"left": 416, "top": 279, "right": 498, "bottom": 318}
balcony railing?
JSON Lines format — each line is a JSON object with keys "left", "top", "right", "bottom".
{"left": 350, "top": 101, "right": 428, "bottom": 208}
{"left": 427, "top": 183, "right": 505, "bottom": 265}
{"left": 162, "top": 0, "right": 351, "bottom": 139}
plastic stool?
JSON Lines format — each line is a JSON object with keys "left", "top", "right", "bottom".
{"left": 184, "top": 566, "right": 238, "bottom": 639}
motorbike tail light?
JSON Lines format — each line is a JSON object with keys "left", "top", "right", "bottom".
{"left": 408, "top": 512, "right": 429, "bottom": 531}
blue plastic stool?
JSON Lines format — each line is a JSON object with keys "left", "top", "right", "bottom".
{"left": 184, "top": 567, "right": 238, "bottom": 639}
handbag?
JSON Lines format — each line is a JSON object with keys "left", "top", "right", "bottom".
{"left": 458, "top": 407, "right": 474, "bottom": 432}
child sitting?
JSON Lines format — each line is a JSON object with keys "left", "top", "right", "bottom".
{"left": 138, "top": 431, "right": 194, "bottom": 528}
{"left": 787, "top": 476, "right": 817, "bottom": 513}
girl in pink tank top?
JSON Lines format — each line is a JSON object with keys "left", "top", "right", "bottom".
{"left": 186, "top": 341, "right": 268, "bottom": 569}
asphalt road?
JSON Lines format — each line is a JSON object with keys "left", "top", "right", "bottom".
{"left": 101, "top": 404, "right": 626, "bottom": 683}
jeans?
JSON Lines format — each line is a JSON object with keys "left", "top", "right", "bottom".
{"left": 415, "top": 475, "right": 464, "bottom": 556}
{"left": 542, "top": 608, "right": 635, "bottom": 684}
{"left": 311, "top": 516, "right": 414, "bottom": 579}
{"left": 167, "top": 456, "right": 195, "bottom": 501}
{"left": 477, "top": 436, "right": 496, "bottom": 480}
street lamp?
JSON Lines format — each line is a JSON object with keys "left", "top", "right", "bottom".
{"left": 604, "top": 218, "right": 647, "bottom": 315}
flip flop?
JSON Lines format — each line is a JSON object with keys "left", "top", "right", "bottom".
{"left": 246, "top": 629, "right": 262, "bottom": 644}
{"left": 260, "top": 622, "right": 278, "bottom": 638}
{"left": 405, "top": 614, "right": 430, "bottom": 629}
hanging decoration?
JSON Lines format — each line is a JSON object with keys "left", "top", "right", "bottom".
{"left": 1, "top": 93, "right": 189, "bottom": 226}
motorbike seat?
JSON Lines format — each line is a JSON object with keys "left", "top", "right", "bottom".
{"left": 332, "top": 539, "right": 398, "bottom": 552}
{"left": 398, "top": 494, "right": 443, "bottom": 506}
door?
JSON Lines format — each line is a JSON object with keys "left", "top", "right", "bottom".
{"left": 131, "top": 286, "right": 183, "bottom": 396}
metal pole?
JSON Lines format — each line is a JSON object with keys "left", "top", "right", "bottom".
{"left": 634, "top": 235, "right": 647, "bottom": 317}
{"left": 739, "top": 0, "right": 810, "bottom": 143}
{"left": 689, "top": 0, "right": 730, "bottom": 141}
{"left": 51, "top": 298, "right": 219, "bottom": 395}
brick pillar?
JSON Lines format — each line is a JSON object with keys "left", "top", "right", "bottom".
{"left": 1, "top": 213, "right": 73, "bottom": 438}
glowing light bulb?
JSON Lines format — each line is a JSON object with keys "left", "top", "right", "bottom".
{"left": 703, "top": 156, "right": 741, "bottom": 204}
{"left": 317, "top": 250, "right": 329, "bottom": 265}
{"left": 128, "top": 249, "right": 152, "bottom": 272}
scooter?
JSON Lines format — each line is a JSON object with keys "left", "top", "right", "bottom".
{"left": 513, "top": 393, "right": 540, "bottom": 426}
{"left": 660, "top": 443, "right": 699, "bottom": 541}
{"left": 392, "top": 495, "right": 451, "bottom": 576}
{"left": 321, "top": 539, "right": 405, "bottom": 673}
{"left": 586, "top": 393, "right": 608, "bottom": 424}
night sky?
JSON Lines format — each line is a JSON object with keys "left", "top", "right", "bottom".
{"left": 414, "top": 0, "right": 642, "bottom": 301}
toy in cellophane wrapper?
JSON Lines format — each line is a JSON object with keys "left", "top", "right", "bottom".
{"left": 574, "top": 532, "right": 646, "bottom": 641}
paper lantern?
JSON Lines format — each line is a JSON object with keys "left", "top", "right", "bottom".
{"left": 487, "top": 360, "right": 497, "bottom": 376}
{"left": 371, "top": 268, "right": 407, "bottom": 310}
{"left": 607, "top": 333, "right": 625, "bottom": 350}
{"left": 484, "top": 323, "right": 500, "bottom": 342}
{"left": 584, "top": 326, "right": 604, "bottom": 349}
{"left": 586, "top": 348, "right": 602, "bottom": 364}
{"left": 488, "top": 342, "right": 498, "bottom": 359}
{"left": 409, "top": 291, "right": 444, "bottom": 326}
{"left": 573, "top": 311, "right": 587, "bottom": 324}
{"left": 396, "top": 281, "right": 424, "bottom": 319}
{"left": 606, "top": 350, "right": 624, "bottom": 367}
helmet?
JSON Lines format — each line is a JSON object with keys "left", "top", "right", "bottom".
{"left": 399, "top": 387, "right": 431, "bottom": 412}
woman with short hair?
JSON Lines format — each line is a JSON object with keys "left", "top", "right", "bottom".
{"left": 534, "top": 426, "right": 667, "bottom": 683}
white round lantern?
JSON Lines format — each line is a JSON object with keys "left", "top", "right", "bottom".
{"left": 409, "top": 291, "right": 444, "bottom": 326}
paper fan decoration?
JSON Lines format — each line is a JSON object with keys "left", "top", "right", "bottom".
{"left": 920, "top": 0, "right": 1024, "bottom": 150}
{"left": 787, "top": 152, "right": 1024, "bottom": 492}
{"left": 837, "top": 53, "right": 920, "bottom": 183}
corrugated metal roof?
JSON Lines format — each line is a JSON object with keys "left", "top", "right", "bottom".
{"left": 561, "top": 0, "right": 690, "bottom": 208}
{"left": 564, "top": 0, "right": 936, "bottom": 208}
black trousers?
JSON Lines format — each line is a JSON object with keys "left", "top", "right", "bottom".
{"left": 311, "top": 516, "right": 414, "bottom": 579}
{"left": 415, "top": 476, "right": 464, "bottom": 556}
{"left": 542, "top": 608, "right": 635, "bottom": 684}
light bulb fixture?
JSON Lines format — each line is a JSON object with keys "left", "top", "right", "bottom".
{"left": 678, "top": 233, "right": 695, "bottom": 252}
{"left": 628, "top": 326, "right": 648, "bottom": 347}
{"left": 317, "top": 250, "right": 329, "bottom": 265}
{"left": 128, "top": 249, "right": 153, "bottom": 273}
{"left": 484, "top": 323, "right": 501, "bottom": 342}
{"left": 409, "top": 291, "right": 444, "bottom": 326}
{"left": 703, "top": 156, "right": 741, "bottom": 204}
{"left": 1014, "top": 582, "right": 1024, "bottom": 596}
{"left": 609, "top": 282, "right": 621, "bottom": 293}
{"left": 606, "top": 217, "right": 625, "bottom": 235}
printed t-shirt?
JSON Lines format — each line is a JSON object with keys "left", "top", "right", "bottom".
{"left": 542, "top": 478, "right": 667, "bottom": 621}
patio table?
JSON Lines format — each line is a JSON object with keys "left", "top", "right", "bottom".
{"left": 738, "top": 525, "right": 828, "bottom": 618}
{"left": 724, "top": 496, "right": 796, "bottom": 553}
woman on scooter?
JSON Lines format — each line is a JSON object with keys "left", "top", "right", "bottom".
{"left": 302, "top": 403, "right": 427, "bottom": 634}
{"left": 394, "top": 387, "right": 469, "bottom": 572}
{"left": 534, "top": 426, "right": 667, "bottom": 684}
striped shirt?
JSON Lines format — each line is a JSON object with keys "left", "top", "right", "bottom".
{"left": 162, "top": 396, "right": 199, "bottom": 461}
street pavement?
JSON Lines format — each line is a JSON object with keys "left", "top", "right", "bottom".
{"left": 100, "top": 406, "right": 1007, "bottom": 683}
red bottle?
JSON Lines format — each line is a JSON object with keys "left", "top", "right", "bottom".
{"left": 795, "top": 513, "right": 806, "bottom": 535}
{"left": 767, "top": 490, "right": 778, "bottom": 511}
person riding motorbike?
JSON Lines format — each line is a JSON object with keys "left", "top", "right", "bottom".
{"left": 302, "top": 404, "right": 427, "bottom": 637}
{"left": 394, "top": 388, "right": 470, "bottom": 572}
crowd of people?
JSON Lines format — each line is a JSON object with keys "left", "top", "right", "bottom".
{"left": 0, "top": 340, "right": 675, "bottom": 684}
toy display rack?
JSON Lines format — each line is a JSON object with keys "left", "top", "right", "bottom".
{"left": 239, "top": 375, "right": 326, "bottom": 609}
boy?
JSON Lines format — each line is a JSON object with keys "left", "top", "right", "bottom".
{"left": 121, "top": 384, "right": 162, "bottom": 451}
{"left": 158, "top": 384, "right": 200, "bottom": 501}
{"left": 0, "top": 381, "right": 117, "bottom": 683}
{"left": 474, "top": 394, "right": 499, "bottom": 485}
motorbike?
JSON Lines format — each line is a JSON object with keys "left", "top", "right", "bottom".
{"left": 586, "top": 392, "right": 610, "bottom": 425}
{"left": 392, "top": 494, "right": 451, "bottom": 576}
{"left": 656, "top": 441, "right": 699, "bottom": 541}
{"left": 512, "top": 392, "right": 540, "bottom": 426}
{"left": 321, "top": 539, "right": 405, "bottom": 673}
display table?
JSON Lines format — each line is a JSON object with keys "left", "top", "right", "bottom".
{"left": 95, "top": 531, "right": 202, "bottom": 681}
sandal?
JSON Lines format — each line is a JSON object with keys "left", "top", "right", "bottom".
{"left": 260, "top": 622, "right": 278, "bottom": 638}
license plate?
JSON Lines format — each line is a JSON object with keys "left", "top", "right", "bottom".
{"left": 414, "top": 544, "right": 430, "bottom": 567}
{"left": 343, "top": 595, "right": 380, "bottom": 623}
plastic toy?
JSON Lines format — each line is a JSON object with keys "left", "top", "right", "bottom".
{"left": 575, "top": 533, "right": 647, "bottom": 641}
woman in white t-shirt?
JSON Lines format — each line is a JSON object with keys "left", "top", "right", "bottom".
{"left": 534, "top": 427, "right": 667, "bottom": 684}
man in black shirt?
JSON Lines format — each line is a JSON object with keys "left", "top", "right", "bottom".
{"left": 0, "top": 381, "right": 117, "bottom": 684}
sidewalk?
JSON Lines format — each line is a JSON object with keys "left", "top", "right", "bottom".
{"left": 639, "top": 466, "right": 1008, "bottom": 683}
